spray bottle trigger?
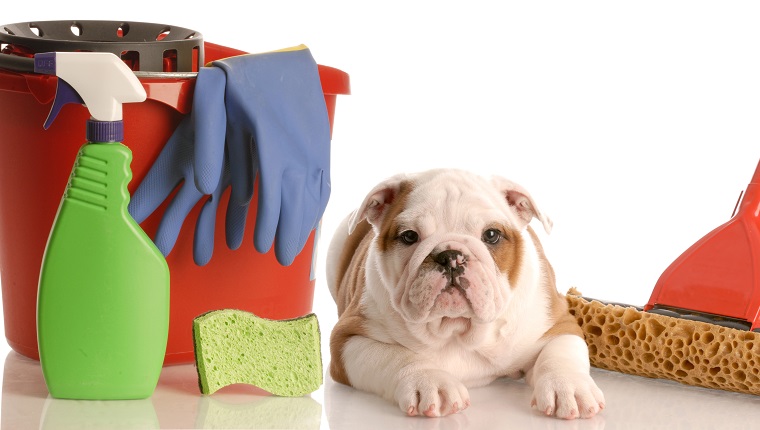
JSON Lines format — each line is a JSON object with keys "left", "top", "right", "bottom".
{"left": 44, "top": 78, "right": 84, "bottom": 130}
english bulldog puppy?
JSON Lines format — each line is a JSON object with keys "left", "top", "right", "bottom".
{"left": 326, "top": 169, "right": 604, "bottom": 419}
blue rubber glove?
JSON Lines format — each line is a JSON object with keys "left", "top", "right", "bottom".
{"left": 128, "top": 67, "right": 236, "bottom": 266}
{"left": 130, "top": 46, "right": 330, "bottom": 267}
{"left": 206, "top": 46, "right": 331, "bottom": 266}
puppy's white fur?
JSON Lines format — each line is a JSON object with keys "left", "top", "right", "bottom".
{"left": 326, "top": 169, "right": 604, "bottom": 419}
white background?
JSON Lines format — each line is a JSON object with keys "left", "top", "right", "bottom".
{"left": 2, "top": 1, "right": 760, "bottom": 428}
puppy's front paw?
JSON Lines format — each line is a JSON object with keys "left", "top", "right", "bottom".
{"left": 531, "top": 371, "right": 605, "bottom": 420}
{"left": 395, "top": 369, "right": 470, "bottom": 417}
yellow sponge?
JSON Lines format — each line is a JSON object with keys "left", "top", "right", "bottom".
{"left": 193, "top": 309, "right": 322, "bottom": 396}
{"left": 566, "top": 289, "right": 760, "bottom": 396}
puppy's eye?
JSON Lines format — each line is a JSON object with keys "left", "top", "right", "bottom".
{"left": 398, "top": 230, "right": 419, "bottom": 245}
{"left": 482, "top": 228, "right": 502, "bottom": 245}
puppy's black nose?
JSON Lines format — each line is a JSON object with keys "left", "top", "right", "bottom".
{"left": 434, "top": 250, "right": 464, "bottom": 268}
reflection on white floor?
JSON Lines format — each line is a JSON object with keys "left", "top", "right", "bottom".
{"left": 2, "top": 352, "right": 322, "bottom": 430}
{"left": 4, "top": 350, "right": 760, "bottom": 429}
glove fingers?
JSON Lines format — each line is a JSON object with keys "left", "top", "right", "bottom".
{"left": 227, "top": 127, "right": 255, "bottom": 206}
{"left": 194, "top": 192, "right": 222, "bottom": 266}
{"left": 154, "top": 183, "right": 203, "bottom": 257}
{"left": 129, "top": 173, "right": 179, "bottom": 224}
{"left": 295, "top": 169, "right": 329, "bottom": 250}
{"left": 225, "top": 199, "right": 249, "bottom": 250}
{"left": 196, "top": 162, "right": 239, "bottom": 265}
{"left": 193, "top": 67, "right": 227, "bottom": 195}
{"left": 273, "top": 173, "right": 308, "bottom": 266}
{"left": 253, "top": 173, "right": 282, "bottom": 256}
{"left": 129, "top": 119, "right": 192, "bottom": 223}
{"left": 276, "top": 170, "right": 328, "bottom": 266}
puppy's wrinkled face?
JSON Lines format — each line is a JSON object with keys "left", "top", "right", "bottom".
{"left": 354, "top": 170, "right": 547, "bottom": 326}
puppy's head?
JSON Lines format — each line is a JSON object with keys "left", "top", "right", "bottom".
{"left": 349, "top": 169, "right": 552, "bottom": 325}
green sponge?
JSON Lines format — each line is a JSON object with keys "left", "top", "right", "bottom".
{"left": 193, "top": 309, "right": 322, "bottom": 396}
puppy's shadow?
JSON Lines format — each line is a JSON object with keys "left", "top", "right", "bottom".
{"left": 325, "top": 377, "right": 605, "bottom": 430}
{"left": 475, "top": 378, "right": 606, "bottom": 430}
{"left": 325, "top": 375, "right": 470, "bottom": 430}
{"left": 325, "top": 374, "right": 608, "bottom": 430}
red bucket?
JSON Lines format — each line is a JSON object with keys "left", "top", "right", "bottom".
{"left": 0, "top": 41, "right": 350, "bottom": 364}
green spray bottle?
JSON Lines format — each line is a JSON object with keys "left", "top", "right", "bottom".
{"left": 35, "top": 52, "right": 170, "bottom": 400}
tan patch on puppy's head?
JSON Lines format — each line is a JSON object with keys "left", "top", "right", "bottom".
{"left": 377, "top": 181, "right": 414, "bottom": 253}
{"left": 347, "top": 173, "right": 416, "bottom": 236}
{"left": 491, "top": 176, "right": 553, "bottom": 234}
{"left": 482, "top": 222, "right": 524, "bottom": 288}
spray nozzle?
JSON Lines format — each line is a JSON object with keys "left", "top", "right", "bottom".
{"left": 34, "top": 52, "right": 146, "bottom": 138}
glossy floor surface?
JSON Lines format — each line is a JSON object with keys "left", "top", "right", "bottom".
{"left": 3, "top": 349, "right": 760, "bottom": 429}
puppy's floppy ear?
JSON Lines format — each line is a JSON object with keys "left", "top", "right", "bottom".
{"left": 491, "top": 176, "right": 553, "bottom": 234}
{"left": 348, "top": 173, "right": 412, "bottom": 234}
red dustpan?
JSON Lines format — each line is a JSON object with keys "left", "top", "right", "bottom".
{"left": 645, "top": 159, "right": 760, "bottom": 331}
